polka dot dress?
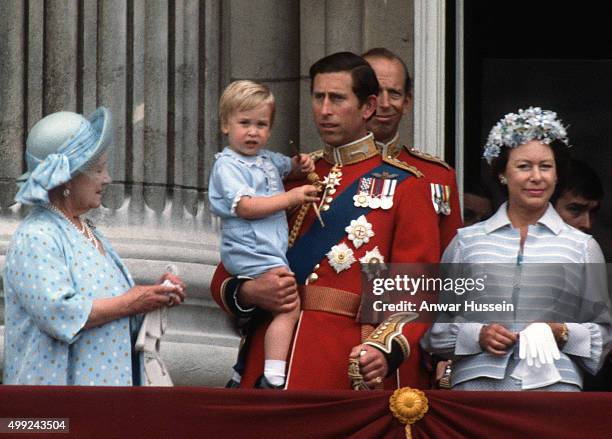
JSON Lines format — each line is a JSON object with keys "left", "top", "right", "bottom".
{"left": 3, "top": 207, "right": 143, "bottom": 385}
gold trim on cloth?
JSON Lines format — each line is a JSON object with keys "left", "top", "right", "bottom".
{"left": 381, "top": 155, "right": 423, "bottom": 178}
{"left": 375, "top": 133, "right": 402, "bottom": 159}
{"left": 405, "top": 145, "right": 451, "bottom": 169}
{"left": 323, "top": 133, "right": 379, "bottom": 166}
{"left": 309, "top": 149, "right": 325, "bottom": 162}
{"left": 299, "top": 285, "right": 361, "bottom": 318}
{"left": 362, "top": 312, "right": 418, "bottom": 358}
{"left": 389, "top": 387, "right": 429, "bottom": 439}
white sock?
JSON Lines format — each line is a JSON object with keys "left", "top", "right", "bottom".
{"left": 231, "top": 371, "right": 242, "bottom": 383}
{"left": 264, "top": 359, "right": 286, "bottom": 386}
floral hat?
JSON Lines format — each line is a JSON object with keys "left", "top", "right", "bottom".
{"left": 483, "top": 106, "right": 569, "bottom": 164}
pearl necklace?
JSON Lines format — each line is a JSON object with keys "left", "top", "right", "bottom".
{"left": 47, "top": 204, "right": 100, "bottom": 251}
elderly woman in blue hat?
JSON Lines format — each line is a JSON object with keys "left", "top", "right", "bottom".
{"left": 3, "top": 107, "right": 186, "bottom": 385}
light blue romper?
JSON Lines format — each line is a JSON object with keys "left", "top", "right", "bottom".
{"left": 208, "top": 147, "right": 292, "bottom": 277}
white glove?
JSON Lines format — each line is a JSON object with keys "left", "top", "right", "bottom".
{"left": 519, "top": 323, "right": 560, "bottom": 367}
{"left": 512, "top": 323, "right": 562, "bottom": 389}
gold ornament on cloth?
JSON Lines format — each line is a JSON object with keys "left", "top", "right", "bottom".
{"left": 389, "top": 387, "right": 429, "bottom": 439}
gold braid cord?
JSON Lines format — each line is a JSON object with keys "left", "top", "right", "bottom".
{"left": 288, "top": 202, "right": 310, "bottom": 248}
{"left": 288, "top": 165, "right": 324, "bottom": 248}
{"left": 389, "top": 387, "right": 429, "bottom": 439}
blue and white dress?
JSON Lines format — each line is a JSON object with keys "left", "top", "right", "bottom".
{"left": 422, "top": 203, "right": 612, "bottom": 391}
{"left": 3, "top": 207, "right": 144, "bottom": 385}
{"left": 208, "top": 147, "right": 292, "bottom": 277}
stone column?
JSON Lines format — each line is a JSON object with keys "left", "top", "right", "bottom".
{"left": 222, "top": 0, "right": 300, "bottom": 154}
{"left": 414, "top": 0, "right": 446, "bottom": 157}
{"left": 0, "top": 1, "right": 25, "bottom": 211}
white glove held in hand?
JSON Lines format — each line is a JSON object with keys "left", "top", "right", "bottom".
{"left": 519, "top": 323, "right": 561, "bottom": 367}
{"left": 512, "top": 323, "right": 562, "bottom": 389}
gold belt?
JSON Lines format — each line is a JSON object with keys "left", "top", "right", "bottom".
{"left": 299, "top": 286, "right": 361, "bottom": 318}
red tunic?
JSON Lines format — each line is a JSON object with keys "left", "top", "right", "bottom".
{"left": 210, "top": 138, "right": 460, "bottom": 390}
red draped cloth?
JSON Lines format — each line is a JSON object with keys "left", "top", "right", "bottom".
{"left": 0, "top": 387, "right": 611, "bottom": 438}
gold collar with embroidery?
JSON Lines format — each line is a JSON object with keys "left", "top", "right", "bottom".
{"left": 323, "top": 133, "right": 379, "bottom": 166}
{"left": 375, "top": 132, "right": 402, "bottom": 159}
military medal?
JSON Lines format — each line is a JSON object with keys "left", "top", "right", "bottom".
{"left": 430, "top": 183, "right": 451, "bottom": 215}
{"left": 326, "top": 243, "right": 356, "bottom": 273}
{"left": 369, "top": 172, "right": 397, "bottom": 210}
{"left": 380, "top": 178, "right": 397, "bottom": 210}
{"left": 353, "top": 177, "right": 372, "bottom": 207}
{"left": 430, "top": 183, "right": 440, "bottom": 214}
{"left": 368, "top": 195, "right": 381, "bottom": 209}
{"left": 345, "top": 215, "right": 374, "bottom": 248}
{"left": 367, "top": 178, "right": 381, "bottom": 209}
{"left": 440, "top": 185, "right": 451, "bottom": 215}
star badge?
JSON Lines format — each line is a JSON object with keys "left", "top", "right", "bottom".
{"left": 359, "top": 246, "right": 386, "bottom": 280}
{"left": 326, "top": 243, "right": 356, "bottom": 273}
{"left": 345, "top": 215, "right": 374, "bottom": 248}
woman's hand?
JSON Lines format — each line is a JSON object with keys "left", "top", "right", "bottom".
{"left": 479, "top": 323, "right": 517, "bottom": 355}
{"left": 546, "top": 322, "right": 568, "bottom": 347}
{"left": 158, "top": 272, "right": 186, "bottom": 306}
{"left": 86, "top": 283, "right": 185, "bottom": 329}
{"left": 124, "top": 283, "right": 186, "bottom": 314}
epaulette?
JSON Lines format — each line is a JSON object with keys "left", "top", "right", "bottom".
{"left": 309, "top": 149, "right": 324, "bottom": 162}
{"left": 404, "top": 145, "right": 451, "bottom": 170}
{"left": 382, "top": 154, "right": 423, "bottom": 178}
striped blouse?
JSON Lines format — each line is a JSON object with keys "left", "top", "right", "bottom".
{"left": 422, "top": 202, "right": 611, "bottom": 389}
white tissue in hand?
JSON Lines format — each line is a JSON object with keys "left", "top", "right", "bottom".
{"left": 161, "top": 279, "right": 180, "bottom": 303}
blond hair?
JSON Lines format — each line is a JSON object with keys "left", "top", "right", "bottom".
{"left": 219, "top": 80, "right": 276, "bottom": 128}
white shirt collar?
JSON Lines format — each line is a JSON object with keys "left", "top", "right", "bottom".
{"left": 484, "top": 202, "right": 565, "bottom": 235}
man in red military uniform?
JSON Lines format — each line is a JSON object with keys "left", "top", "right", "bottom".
{"left": 362, "top": 48, "right": 463, "bottom": 387}
{"left": 363, "top": 47, "right": 462, "bottom": 252}
{"left": 211, "top": 52, "right": 453, "bottom": 390}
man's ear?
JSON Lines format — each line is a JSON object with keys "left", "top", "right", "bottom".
{"left": 402, "top": 94, "right": 412, "bottom": 115}
{"left": 361, "top": 95, "right": 377, "bottom": 121}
